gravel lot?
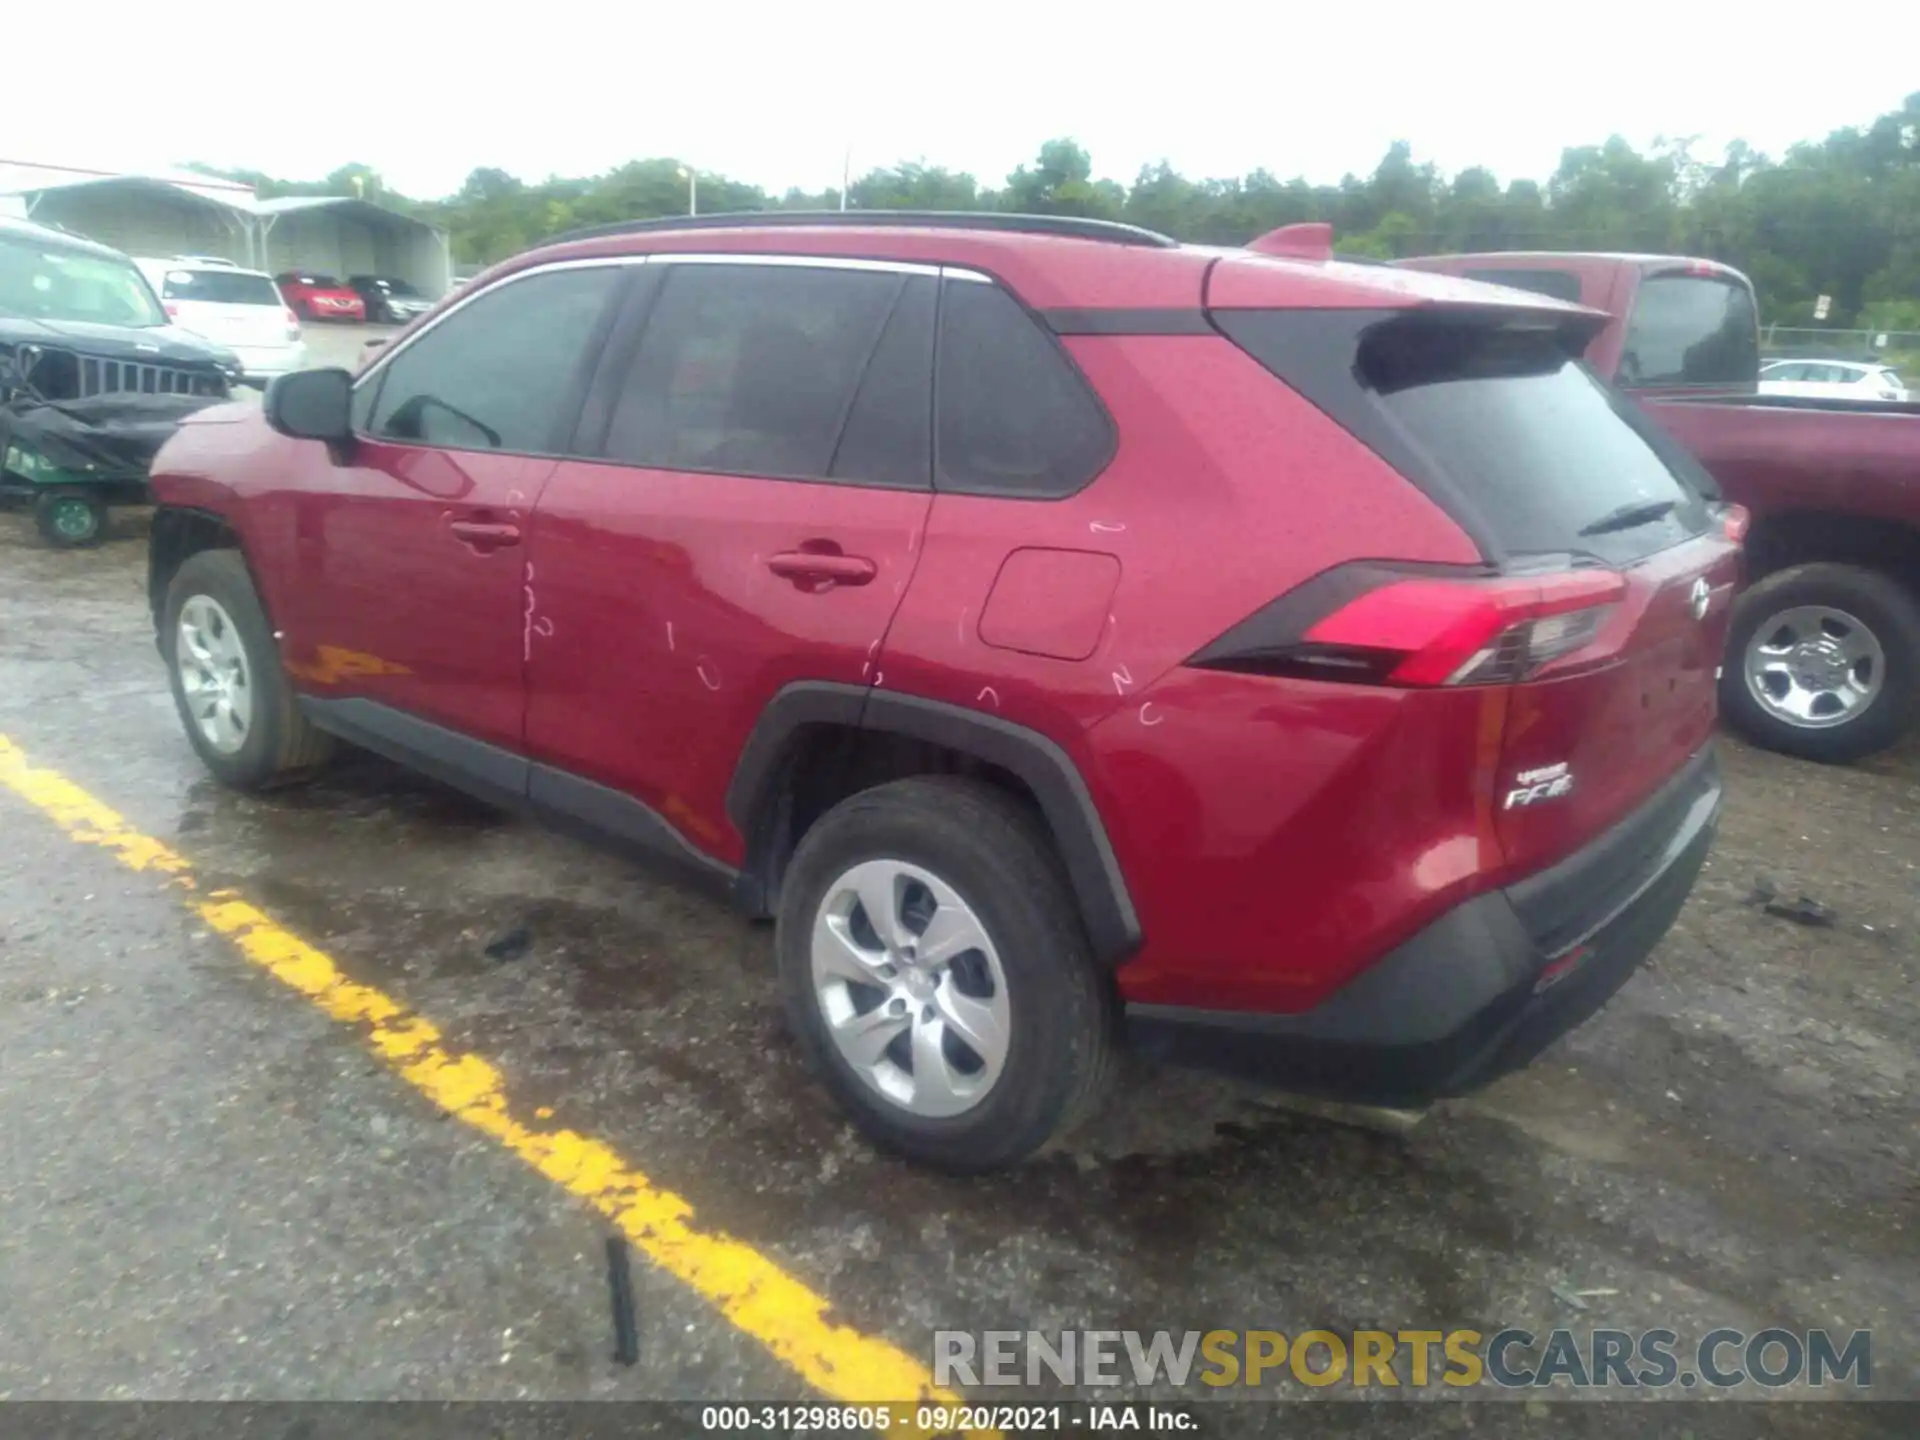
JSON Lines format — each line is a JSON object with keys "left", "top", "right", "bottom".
{"left": 0, "top": 499, "right": 1913, "bottom": 1431}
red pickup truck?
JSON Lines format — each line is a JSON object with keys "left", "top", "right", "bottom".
{"left": 1399, "top": 251, "right": 1920, "bottom": 764}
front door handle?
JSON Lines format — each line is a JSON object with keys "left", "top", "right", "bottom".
{"left": 767, "top": 551, "right": 877, "bottom": 587}
{"left": 448, "top": 518, "right": 522, "bottom": 550}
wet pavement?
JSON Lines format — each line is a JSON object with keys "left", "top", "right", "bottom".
{"left": 0, "top": 508, "right": 1914, "bottom": 1429}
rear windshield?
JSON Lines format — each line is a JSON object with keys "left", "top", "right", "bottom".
{"left": 1620, "top": 274, "right": 1760, "bottom": 387}
{"left": 1217, "top": 308, "right": 1714, "bottom": 566}
{"left": 162, "top": 269, "right": 281, "bottom": 305}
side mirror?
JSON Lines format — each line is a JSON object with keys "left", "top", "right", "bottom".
{"left": 264, "top": 368, "right": 354, "bottom": 444}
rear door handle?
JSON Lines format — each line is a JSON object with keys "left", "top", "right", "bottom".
{"left": 448, "top": 519, "right": 522, "bottom": 549}
{"left": 767, "top": 551, "right": 877, "bottom": 586}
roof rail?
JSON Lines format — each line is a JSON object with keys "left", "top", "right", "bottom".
{"left": 544, "top": 209, "right": 1180, "bottom": 250}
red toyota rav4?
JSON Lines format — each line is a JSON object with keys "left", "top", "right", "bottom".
{"left": 147, "top": 214, "right": 1738, "bottom": 1171}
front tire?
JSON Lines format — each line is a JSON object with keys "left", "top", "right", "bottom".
{"left": 1720, "top": 562, "right": 1920, "bottom": 763}
{"left": 35, "top": 489, "right": 106, "bottom": 547}
{"left": 776, "top": 776, "right": 1115, "bottom": 1172}
{"left": 162, "top": 549, "right": 335, "bottom": 789}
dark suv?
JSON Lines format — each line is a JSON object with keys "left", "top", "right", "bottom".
{"left": 2, "top": 217, "right": 238, "bottom": 544}
{"left": 146, "top": 213, "right": 1738, "bottom": 1171}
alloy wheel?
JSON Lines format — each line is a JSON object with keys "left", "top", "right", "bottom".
{"left": 809, "top": 858, "right": 1011, "bottom": 1118}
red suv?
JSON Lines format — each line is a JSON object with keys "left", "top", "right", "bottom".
{"left": 147, "top": 214, "right": 1737, "bottom": 1171}
{"left": 275, "top": 271, "right": 366, "bottom": 322}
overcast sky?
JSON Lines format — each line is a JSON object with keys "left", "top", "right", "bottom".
{"left": 15, "top": 2, "right": 1918, "bottom": 199}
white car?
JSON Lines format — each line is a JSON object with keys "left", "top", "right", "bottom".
{"left": 134, "top": 257, "right": 308, "bottom": 386}
{"left": 1758, "top": 358, "right": 1910, "bottom": 402}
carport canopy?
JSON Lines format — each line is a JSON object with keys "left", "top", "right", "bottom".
{"left": 18, "top": 176, "right": 255, "bottom": 270}
{"left": 6, "top": 178, "right": 452, "bottom": 298}
{"left": 250, "top": 196, "right": 452, "bottom": 298}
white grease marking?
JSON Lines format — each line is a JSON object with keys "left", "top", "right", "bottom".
{"left": 957, "top": 608, "right": 969, "bottom": 644}
{"left": 1089, "top": 520, "right": 1126, "bottom": 534}
{"left": 521, "top": 563, "right": 538, "bottom": 662}
{"left": 977, "top": 686, "right": 1001, "bottom": 709}
{"left": 696, "top": 659, "right": 722, "bottom": 692}
{"left": 1111, "top": 663, "right": 1135, "bottom": 695}
{"left": 1138, "top": 702, "right": 1164, "bottom": 727}
{"left": 666, "top": 622, "right": 676, "bottom": 652}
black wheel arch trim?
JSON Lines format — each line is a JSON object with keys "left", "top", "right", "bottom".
{"left": 726, "top": 682, "right": 1142, "bottom": 964}
{"left": 150, "top": 504, "right": 274, "bottom": 642}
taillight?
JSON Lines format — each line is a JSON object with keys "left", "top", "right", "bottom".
{"left": 1193, "top": 568, "right": 1626, "bottom": 689}
{"left": 284, "top": 308, "right": 302, "bottom": 341}
{"left": 1716, "top": 502, "right": 1750, "bottom": 543}
{"left": 164, "top": 302, "right": 179, "bottom": 319}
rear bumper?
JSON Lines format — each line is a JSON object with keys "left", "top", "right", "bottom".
{"left": 230, "top": 342, "right": 307, "bottom": 381}
{"left": 1125, "top": 745, "right": 1721, "bottom": 1106}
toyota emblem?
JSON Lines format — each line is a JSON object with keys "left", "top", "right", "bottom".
{"left": 1689, "top": 577, "right": 1711, "bottom": 621}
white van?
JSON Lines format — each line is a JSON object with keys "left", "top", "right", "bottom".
{"left": 134, "top": 258, "right": 308, "bottom": 385}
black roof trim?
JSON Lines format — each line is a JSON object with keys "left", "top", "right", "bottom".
{"left": 545, "top": 210, "right": 1179, "bottom": 250}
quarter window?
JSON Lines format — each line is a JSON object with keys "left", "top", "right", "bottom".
{"left": 363, "top": 266, "right": 620, "bottom": 453}
{"left": 935, "top": 278, "right": 1112, "bottom": 497}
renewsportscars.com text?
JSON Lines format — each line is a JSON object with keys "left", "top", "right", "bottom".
{"left": 933, "top": 1327, "right": 1872, "bottom": 1391}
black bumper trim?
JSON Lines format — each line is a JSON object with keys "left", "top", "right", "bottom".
{"left": 1125, "top": 746, "right": 1721, "bottom": 1106}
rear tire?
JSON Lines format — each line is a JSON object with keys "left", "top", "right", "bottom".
{"left": 162, "top": 548, "right": 335, "bottom": 789}
{"left": 35, "top": 489, "right": 106, "bottom": 547}
{"left": 776, "top": 776, "right": 1115, "bottom": 1172}
{"left": 1720, "top": 562, "right": 1920, "bottom": 763}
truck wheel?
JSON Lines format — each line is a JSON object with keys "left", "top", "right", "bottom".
{"left": 162, "top": 549, "right": 335, "bottom": 789}
{"left": 1721, "top": 562, "right": 1920, "bottom": 763}
{"left": 776, "top": 775, "right": 1116, "bottom": 1172}
{"left": 35, "top": 489, "right": 106, "bottom": 547}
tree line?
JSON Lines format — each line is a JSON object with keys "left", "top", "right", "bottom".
{"left": 192, "top": 92, "right": 1920, "bottom": 330}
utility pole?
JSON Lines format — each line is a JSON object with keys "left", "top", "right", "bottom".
{"left": 679, "top": 165, "right": 697, "bottom": 216}
{"left": 841, "top": 148, "right": 850, "bottom": 211}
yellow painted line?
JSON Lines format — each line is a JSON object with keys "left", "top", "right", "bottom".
{"left": 0, "top": 733, "right": 986, "bottom": 1432}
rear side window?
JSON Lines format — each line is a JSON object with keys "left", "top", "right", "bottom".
{"left": 936, "top": 279, "right": 1112, "bottom": 497}
{"left": 829, "top": 276, "right": 936, "bottom": 488}
{"left": 602, "top": 262, "right": 921, "bottom": 485}
{"left": 1463, "top": 268, "right": 1583, "bottom": 305}
{"left": 363, "top": 266, "right": 619, "bottom": 454}
{"left": 1620, "top": 274, "right": 1760, "bottom": 386}
{"left": 162, "top": 269, "right": 281, "bottom": 305}
{"left": 1217, "top": 309, "right": 1713, "bottom": 566}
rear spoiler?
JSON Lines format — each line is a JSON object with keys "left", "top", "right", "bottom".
{"left": 1245, "top": 222, "right": 1399, "bottom": 268}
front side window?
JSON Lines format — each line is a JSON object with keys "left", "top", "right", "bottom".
{"left": 363, "top": 266, "right": 620, "bottom": 454}
{"left": 601, "top": 261, "right": 924, "bottom": 485}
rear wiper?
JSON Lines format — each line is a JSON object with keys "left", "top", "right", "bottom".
{"left": 1579, "top": 499, "right": 1676, "bottom": 536}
